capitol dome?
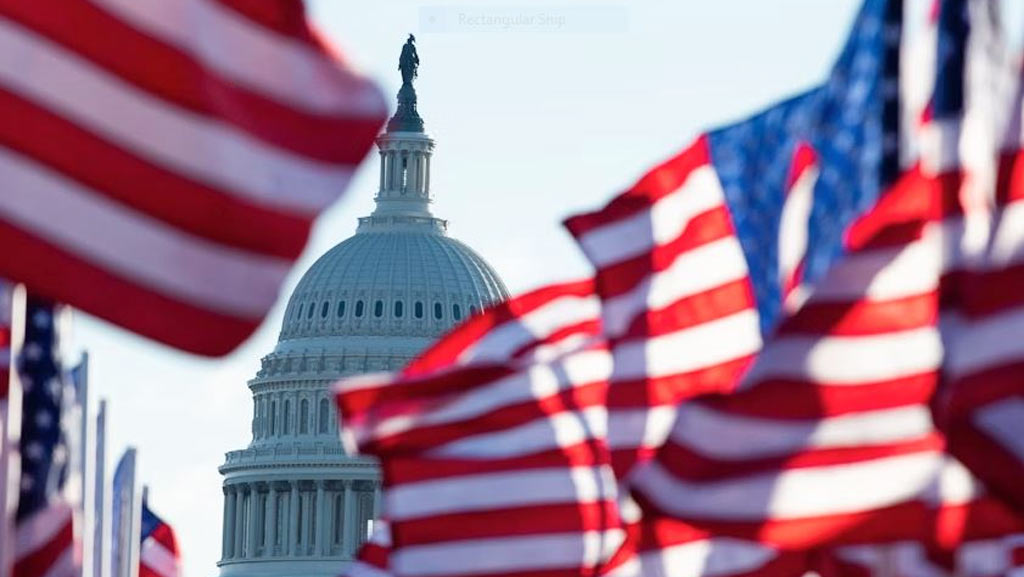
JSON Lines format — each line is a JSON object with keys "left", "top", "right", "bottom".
{"left": 279, "top": 219, "right": 507, "bottom": 345}
{"left": 217, "top": 36, "right": 508, "bottom": 577}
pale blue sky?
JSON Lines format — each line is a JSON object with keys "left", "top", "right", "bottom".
{"left": 70, "top": 2, "right": 968, "bottom": 575}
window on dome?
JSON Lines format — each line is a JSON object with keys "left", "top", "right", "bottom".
{"left": 306, "top": 304, "right": 314, "bottom": 319}
{"left": 337, "top": 301, "right": 346, "bottom": 318}
{"left": 320, "top": 301, "right": 329, "bottom": 318}
{"left": 415, "top": 301, "right": 424, "bottom": 319}
{"left": 284, "top": 400, "right": 291, "bottom": 434}
{"left": 300, "top": 399, "right": 309, "bottom": 434}
{"left": 355, "top": 301, "right": 364, "bottom": 318}
{"left": 394, "top": 301, "right": 404, "bottom": 318}
{"left": 453, "top": 304, "right": 462, "bottom": 321}
{"left": 270, "top": 401, "right": 277, "bottom": 435}
{"left": 374, "top": 300, "right": 384, "bottom": 318}
{"left": 434, "top": 302, "right": 443, "bottom": 320}
{"left": 470, "top": 305, "right": 478, "bottom": 316}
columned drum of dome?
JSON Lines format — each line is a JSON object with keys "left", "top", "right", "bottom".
{"left": 217, "top": 37, "right": 508, "bottom": 577}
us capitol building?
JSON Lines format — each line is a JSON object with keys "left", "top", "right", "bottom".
{"left": 216, "top": 37, "right": 509, "bottom": 577}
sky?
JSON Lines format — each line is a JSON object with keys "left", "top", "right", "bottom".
{"left": 69, "top": 1, "right": 967, "bottom": 575}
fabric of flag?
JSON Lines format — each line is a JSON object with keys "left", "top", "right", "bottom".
{"left": 568, "top": 0, "right": 1024, "bottom": 556}
{"left": 565, "top": 0, "right": 904, "bottom": 481}
{"left": 926, "top": 0, "right": 1024, "bottom": 518}
{"left": 0, "top": 0, "right": 387, "bottom": 356}
{"left": 13, "top": 297, "right": 75, "bottom": 577}
{"left": 0, "top": 283, "right": 11, "bottom": 400}
{"left": 138, "top": 500, "right": 180, "bottom": 577}
{"left": 336, "top": 279, "right": 625, "bottom": 577}
{"left": 343, "top": 520, "right": 391, "bottom": 577}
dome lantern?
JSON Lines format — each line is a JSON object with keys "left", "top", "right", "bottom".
{"left": 367, "top": 34, "right": 437, "bottom": 226}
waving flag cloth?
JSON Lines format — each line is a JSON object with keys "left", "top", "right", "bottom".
{"left": 0, "top": 0, "right": 387, "bottom": 355}
{"left": 12, "top": 297, "right": 77, "bottom": 577}
{"left": 138, "top": 498, "right": 180, "bottom": 577}
{"left": 343, "top": 520, "right": 391, "bottom": 577}
{"left": 565, "top": 0, "right": 904, "bottom": 487}
{"left": 336, "top": 280, "right": 633, "bottom": 577}
{"left": 930, "top": 0, "right": 1024, "bottom": 517}
{"left": 568, "top": 0, "right": 1024, "bottom": 558}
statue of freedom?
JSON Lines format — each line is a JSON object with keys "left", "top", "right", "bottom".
{"left": 399, "top": 34, "right": 419, "bottom": 86}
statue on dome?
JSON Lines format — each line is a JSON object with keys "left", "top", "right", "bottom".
{"left": 399, "top": 34, "right": 419, "bottom": 86}
{"left": 388, "top": 34, "right": 425, "bottom": 133}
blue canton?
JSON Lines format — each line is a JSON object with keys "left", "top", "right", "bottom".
{"left": 707, "top": 0, "right": 903, "bottom": 334}
{"left": 16, "top": 297, "right": 67, "bottom": 521}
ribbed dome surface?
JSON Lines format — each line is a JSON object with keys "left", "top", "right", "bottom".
{"left": 279, "top": 227, "right": 508, "bottom": 342}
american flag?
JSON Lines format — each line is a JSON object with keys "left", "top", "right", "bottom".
{"left": 565, "top": 0, "right": 904, "bottom": 481}
{"left": 336, "top": 279, "right": 623, "bottom": 577}
{"left": 573, "top": 0, "right": 1024, "bottom": 559}
{"left": 0, "top": 0, "right": 387, "bottom": 356}
{"left": 13, "top": 297, "right": 76, "bottom": 577}
{"left": 139, "top": 499, "right": 180, "bottom": 577}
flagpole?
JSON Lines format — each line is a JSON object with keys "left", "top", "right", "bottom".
{"left": 111, "top": 448, "right": 141, "bottom": 577}
{"left": 76, "top": 352, "right": 91, "bottom": 577}
{"left": 92, "top": 400, "right": 107, "bottom": 577}
{"left": 0, "top": 285, "right": 24, "bottom": 577}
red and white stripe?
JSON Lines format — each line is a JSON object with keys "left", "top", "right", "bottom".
{"left": 336, "top": 280, "right": 625, "bottom": 577}
{"left": 778, "top": 142, "right": 818, "bottom": 313}
{"left": 139, "top": 522, "right": 180, "bottom": 577}
{"left": 406, "top": 279, "right": 600, "bottom": 376}
{"left": 343, "top": 520, "right": 392, "bottom": 577}
{"left": 0, "top": 0, "right": 386, "bottom": 355}
{"left": 564, "top": 136, "right": 762, "bottom": 479}
{"left": 622, "top": 163, "right": 963, "bottom": 549}
{"left": 922, "top": 0, "right": 1024, "bottom": 519}
{"left": 602, "top": 497, "right": 805, "bottom": 577}
{"left": 337, "top": 343, "right": 625, "bottom": 577}
{"left": 13, "top": 502, "right": 75, "bottom": 577}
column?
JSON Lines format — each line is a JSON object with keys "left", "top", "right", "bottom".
{"left": 418, "top": 152, "right": 427, "bottom": 195}
{"left": 391, "top": 151, "right": 402, "bottom": 192}
{"left": 302, "top": 487, "right": 313, "bottom": 554}
{"left": 424, "top": 153, "right": 431, "bottom": 197}
{"left": 265, "top": 484, "right": 278, "bottom": 556}
{"left": 378, "top": 151, "right": 386, "bottom": 192}
{"left": 372, "top": 482, "right": 381, "bottom": 520}
{"left": 233, "top": 486, "right": 246, "bottom": 558}
{"left": 322, "top": 484, "right": 334, "bottom": 556}
{"left": 222, "top": 486, "right": 236, "bottom": 559}
{"left": 408, "top": 153, "right": 420, "bottom": 194}
{"left": 343, "top": 481, "right": 355, "bottom": 555}
{"left": 247, "top": 485, "right": 260, "bottom": 557}
{"left": 314, "top": 482, "right": 325, "bottom": 555}
{"left": 288, "top": 482, "right": 299, "bottom": 556}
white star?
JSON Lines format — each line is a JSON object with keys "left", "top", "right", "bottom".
{"left": 24, "top": 441, "right": 44, "bottom": 461}
{"left": 46, "top": 378, "right": 63, "bottom": 400}
{"left": 34, "top": 412, "right": 53, "bottom": 429}
{"left": 23, "top": 343, "right": 42, "bottom": 361}
{"left": 31, "top": 309, "right": 50, "bottom": 329}
{"left": 51, "top": 445, "right": 67, "bottom": 467}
